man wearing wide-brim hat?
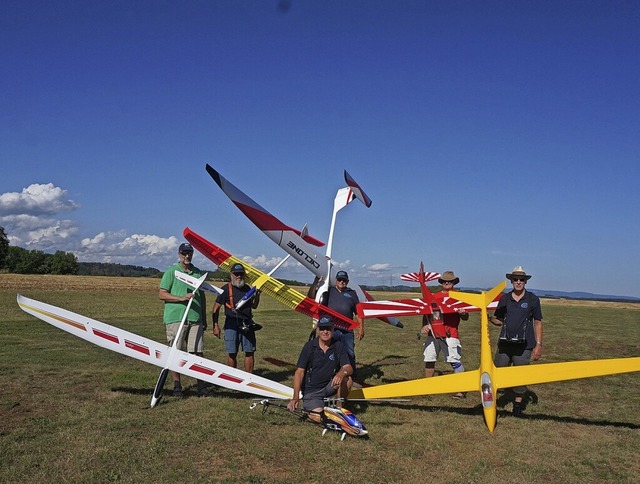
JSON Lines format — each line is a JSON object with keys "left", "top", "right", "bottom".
{"left": 421, "top": 270, "right": 469, "bottom": 399}
{"left": 505, "top": 266, "right": 532, "bottom": 282}
{"left": 489, "top": 266, "right": 544, "bottom": 417}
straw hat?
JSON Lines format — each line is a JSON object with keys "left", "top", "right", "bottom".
{"left": 506, "top": 265, "right": 532, "bottom": 281}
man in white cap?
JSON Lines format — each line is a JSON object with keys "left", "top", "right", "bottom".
{"left": 489, "top": 266, "right": 544, "bottom": 416}
{"left": 420, "top": 271, "right": 469, "bottom": 398}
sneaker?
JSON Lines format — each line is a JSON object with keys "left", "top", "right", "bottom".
{"left": 512, "top": 402, "right": 524, "bottom": 417}
{"left": 172, "top": 383, "right": 183, "bottom": 398}
{"left": 196, "top": 384, "right": 213, "bottom": 397}
{"left": 452, "top": 392, "right": 467, "bottom": 399}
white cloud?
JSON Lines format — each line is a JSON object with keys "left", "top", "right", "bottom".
{"left": 0, "top": 183, "right": 79, "bottom": 216}
{"left": 0, "top": 184, "right": 81, "bottom": 251}
{"left": 78, "top": 231, "right": 180, "bottom": 267}
{"left": 0, "top": 183, "right": 181, "bottom": 269}
{"left": 367, "top": 263, "right": 392, "bottom": 272}
{"left": 239, "top": 254, "right": 300, "bottom": 273}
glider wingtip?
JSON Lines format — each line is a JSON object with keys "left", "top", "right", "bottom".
{"left": 205, "top": 163, "right": 223, "bottom": 186}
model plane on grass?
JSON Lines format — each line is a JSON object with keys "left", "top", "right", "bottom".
{"left": 203, "top": 163, "right": 403, "bottom": 328}
{"left": 356, "top": 262, "right": 501, "bottom": 323}
{"left": 250, "top": 398, "right": 368, "bottom": 441}
{"left": 17, "top": 294, "right": 295, "bottom": 401}
{"left": 349, "top": 281, "right": 640, "bottom": 432}
{"left": 183, "top": 227, "right": 360, "bottom": 332}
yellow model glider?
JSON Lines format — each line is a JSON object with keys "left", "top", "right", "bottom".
{"left": 349, "top": 282, "right": 640, "bottom": 432}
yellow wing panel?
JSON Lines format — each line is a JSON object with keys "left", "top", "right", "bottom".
{"left": 217, "top": 256, "right": 308, "bottom": 310}
{"left": 495, "top": 357, "right": 640, "bottom": 389}
{"left": 349, "top": 370, "right": 480, "bottom": 400}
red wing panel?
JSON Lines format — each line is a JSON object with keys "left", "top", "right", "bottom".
{"left": 206, "top": 164, "right": 325, "bottom": 247}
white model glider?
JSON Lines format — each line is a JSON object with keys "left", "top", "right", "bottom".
{"left": 17, "top": 294, "right": 295, "bottom": 401}
{"left": 151, "top": 272, "right": 208, "bottom": 407}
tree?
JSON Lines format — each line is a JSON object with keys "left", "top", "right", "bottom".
{"left": 50, "top": 250, "right": 78, "bottom": 275}
{"left": 14, "top": 249, "right": 50, "bottom": 274}
{"left": 0, "top": 226, "right": 8, "bottom": 270}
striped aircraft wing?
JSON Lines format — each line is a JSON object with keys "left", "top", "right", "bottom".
{"left": 356, "top": 293, "right": 501, "bottom": 320}
{"left": 400, "top": 272, "right": 440, "bottom": 283}
{"left": 183, "top": 227, "right": 360, "bottom": 331}
{"left": 205, "top": 163, "right": 325, "bottom": 247}
{"left": 17, "top": 295, "right": 294, "bottom": 400}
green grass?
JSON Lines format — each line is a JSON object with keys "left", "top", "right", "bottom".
{"left": 1, "top": 278, "right": 639, "bottom": 483}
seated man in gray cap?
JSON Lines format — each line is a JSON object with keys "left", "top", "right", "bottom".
{"left": 211, "top": 263, "right": 261, "bottom": 373}
{"left": 287, "top": 316, "right": 353, "bottom": 421}
{"left": 489, "top": 266, "right": 544, "bottom": 416}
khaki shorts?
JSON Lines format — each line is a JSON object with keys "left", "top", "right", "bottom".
{"left": 423, "top": 336, "right": 462, "bottom": 363}
{"left": 165, "top": 322, "right": 204, "bottom": 353}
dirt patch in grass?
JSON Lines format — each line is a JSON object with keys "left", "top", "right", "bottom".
{"left": 0, "top": 274, "right": 160, "bottom": 292}
{"left": 541, "top": 297, "right": 640, "bottom": 310}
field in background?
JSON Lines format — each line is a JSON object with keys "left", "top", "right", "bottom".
{"left": 1, "top": 274, "right": 639, "bottom": 483}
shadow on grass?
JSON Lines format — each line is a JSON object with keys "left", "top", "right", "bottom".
{"left": 346, "top": 389, "right": 640, "bottom": 431}
{"left": 261, "top": 354, "right": 412, "bottom": 388}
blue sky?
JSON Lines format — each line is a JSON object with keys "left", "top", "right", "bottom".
{"left": 1, "top": 1, "right": 638, "bottom": 298}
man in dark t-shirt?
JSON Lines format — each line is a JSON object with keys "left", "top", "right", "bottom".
{"left": 287, "top": 316, "right": 353, "bottom": 421}
{"left": 489, "top": 266, "right": 544, "bottom": 416}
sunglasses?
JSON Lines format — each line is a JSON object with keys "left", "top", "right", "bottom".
{"left": 511, "top": 277, "right": 527, "bottom": 282}
{"left": 318, "top": 327, "right": 333, "bottom": 332}
{"left": 441, "top": 281, "right": 454, "bottom": 285}
{"left": 180, "top": 251, "right": 193, "bottom": 256}
{"left": 336, "top": 278, "right": 348, "bottom": 283}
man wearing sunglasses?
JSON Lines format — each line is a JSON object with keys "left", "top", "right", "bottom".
{"left": 159, "top": 242, "right": 210, "bottom": 398}
{"left": 287, "top": 316, "right": 353, "bottom": 421}
{"left": 489, "top": 266, "right": 544, "bottom": 416}
{"left": 421, "top": 271, "right": 469, "bottom": 399}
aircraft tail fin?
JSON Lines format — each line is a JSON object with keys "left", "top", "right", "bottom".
{"left": 344, "top": 170, "right": 372, "bottom": 208}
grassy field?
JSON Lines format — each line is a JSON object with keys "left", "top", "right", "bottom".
{"left": 1, "top": 274, "right": 639, "bottom": 483}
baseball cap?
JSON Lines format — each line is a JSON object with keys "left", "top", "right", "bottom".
{"left": 317, "top": 316, "right": 334, "bottom": 328}
{"left": 178, "top": 243, "right": 194, "bottom": 253}
{"left": 230, "top": 263, "right": 246, "bottom": 274}
{"left": 335, "top": 270, "right": 349, "bottom": 280}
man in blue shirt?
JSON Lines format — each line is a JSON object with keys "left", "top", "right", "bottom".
{"left": 489, "top": 266, "right": 544, "bottom": 416}
{"left": 287, "top": 316, "right": 353, "bottom": 422}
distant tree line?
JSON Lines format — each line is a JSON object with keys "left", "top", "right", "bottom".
{"left": 77, "top": 262, "right": 160, "bottom": 277}
{"left": 0, "top": 226, "right": 158, "bottom": 277}
{"left": 1, "top": 226, "right": 342, "bottom": 285}
{"left": 0, "top": 228, "right": 78, "bottom": 274}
